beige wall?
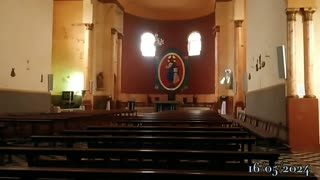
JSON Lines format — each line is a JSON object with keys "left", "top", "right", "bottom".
{"left": 83, "top": 0, "right": 93, "bottom": 23}
{"left": 244, "top": 0, "right": 287, "bottom": 131}
{"left": 216, "top": 1, "right": 235, "bottom": 97}
{"left": 313, "top": 1, "right": 320, "bottom": 131}
{"left": 52, "top": 1, "right": 86, "bottom": 96}
{"left": 287, "top": 0, "right": 318, "bottom": 8}
{"left": 91, "top": 1, "right": 123, "bottom": 98}
{"left": 234, "top": 0, "right": 245, "bottom": 20}
{"left": 315, "top": 1, "right": 320, "bottom": 94}
{"left": 0, "top": 0, "right": 52, "bottom": 113}
{"left": 246, "top": 0, "right": 286, "bottom": 91}
{"left": 0, "top": 0, "right": 53, "bottom": 92}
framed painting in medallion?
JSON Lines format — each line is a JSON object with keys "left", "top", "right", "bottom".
{"left": 155, "top": 49, "right": 188, "bottom": 91}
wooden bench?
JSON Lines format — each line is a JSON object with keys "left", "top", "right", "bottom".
{"left": 112, "top": 110, "right": 231, "bottom": 120}
{"left": 61, "top": 129, "right": 249, "bottom": 137}
{"left": 224, "top": 112, "right": 281, "bottom": 147}
{"left": 134, "top": 115, "right": 229, "bottom": 121}
{"left": 86, "top": 125, "right": 244, "bottom": 131}
{"left": 112, "top": 119, "right": 235, "bottom": 127}
{"left": 0, "top": 119, "right": 54, "bottom": 138}
{"left": 31, "top": 135, "right": 256, "bottom": 151}
{"left": 0, "top": 146, "right": 279, "bottom": 170}
{"left": 0, "top": 109, "right": 139, "bottom": 136}
{"left": 114, "top": 110, "right": 138, "bottom": 117}
{"left": 0, "top": 166, "right": 316, "bottom": 180}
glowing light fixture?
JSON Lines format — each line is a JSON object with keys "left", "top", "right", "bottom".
{"left": 67, "top": 72, "right": 84, "bottom": 95}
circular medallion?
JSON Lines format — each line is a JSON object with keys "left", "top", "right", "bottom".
{"left": 157, "top": 53, "right": 185, "bottom": 91}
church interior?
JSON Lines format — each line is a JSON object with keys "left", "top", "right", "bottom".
{"left": 0, "top": 0, "right": 320, "bottom": 179}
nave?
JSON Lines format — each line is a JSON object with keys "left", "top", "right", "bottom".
{"left": 0, "top": 110, "right": 317, "bottom": 179}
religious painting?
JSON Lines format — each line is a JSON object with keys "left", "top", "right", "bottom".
{"left": 96, "top": 72, "right": 104, "bottom": 90}
{"left": 155, "top": 49, "right": 188, "bottom": 91}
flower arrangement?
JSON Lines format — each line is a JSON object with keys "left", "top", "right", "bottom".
{"left": 154, "top": 33, "right": 164, "bottom": 46}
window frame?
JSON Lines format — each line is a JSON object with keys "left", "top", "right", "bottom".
{"left": 187, "top": 31, "right": 201, "bottom": 56}
{"left": 140, "top": 32, "right": 156, "bottom": 57}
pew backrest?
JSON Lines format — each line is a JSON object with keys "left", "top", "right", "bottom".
{"left": 62, "top": 129, "right": 249, "bottom": 137}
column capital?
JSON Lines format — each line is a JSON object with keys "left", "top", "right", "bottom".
{"left": 302, "top": 8, "right": 316, "bottom": 21}
{"left": 286, "top": 8, "right": 299, "bottom": 21}
{"left": 234, "top": 20, "right": 243, "bottom": 28}
{"left": 111, "top": 28, "right": 117, "bottom": 35}
{"left": 212, "top": 25, "right": 220, "bottom": 33}
{"left": 98, "top": 0, "right": 124, "bottom": 12}
{"left": 216, "top": 26, "right": 220, "bottom": 32}
{"left": 118, "top": 33, "right": 123, "bottom": 40}
{"left": 84, "top": 23, "right": 94, "bottom": 31}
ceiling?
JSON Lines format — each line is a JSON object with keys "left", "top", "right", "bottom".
{"left": 55, "top": 0, "right": 232, "bottom": 20}
{"left": 117, "top": 0, "right": 216, "bottom": 20}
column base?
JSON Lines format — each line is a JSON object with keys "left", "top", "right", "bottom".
{"left": 287, "top": 98, "right": 320, "bottom": 152}
{"left": 304, "top": 94, "right": 316, "bottom": 98}
{"left": 286, "top": 95, "right": 299, "bottom": 98}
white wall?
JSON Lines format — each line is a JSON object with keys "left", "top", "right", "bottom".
{"left": 0, "top": 0, "right": 53, "bottom": 92}
{"left": 246, "top": 0, "right": 287, "bottom": 91}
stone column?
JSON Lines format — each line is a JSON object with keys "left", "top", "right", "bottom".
{"left": 302, "top": 8, "right": 316, "bottom": 98}
{"left": 116, "top": 33, "right": 123, "bottom": 101}
{"left": 110, "top": 28, "right": 118, "bottom": 99}
{"left": 286, "top": 9, "right": 299, "bottom": 98}
{"left": 234, "top": 20, "right": 245, "bottom": 112}
{"left": 214, "top": 26, "right": 220, "bottom": 101}
{"left": 84, "top": 23, "right": 94, "bottom": 91}
{"left": 81, "top": 23, "right": 94, "bottom": 110}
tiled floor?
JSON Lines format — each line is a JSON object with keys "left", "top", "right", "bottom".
{"left": 5, "top": 151, "right": 320, "bottom": 178}
{"left": 254, "top": 145, "right": 320, "bottom": 179}
{"left": 2, "top": 140, "right": 320, "bottom": 179}
{"left": 290, "top": 151, "right": 320, "bottom": 179}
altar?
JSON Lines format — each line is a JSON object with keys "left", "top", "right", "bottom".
{"left": 154, "top": 101, "right": 179, "bottom": 112}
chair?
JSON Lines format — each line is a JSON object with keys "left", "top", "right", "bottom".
{"left": 61, "top": 91, "right": 74, "bottom": 108}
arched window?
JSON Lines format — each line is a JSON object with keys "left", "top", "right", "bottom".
{"left": 187, "top": 32, "right": 201, "bottom": 56}
{"left": 140, "top": 32, "right": 156, "bottom": 57}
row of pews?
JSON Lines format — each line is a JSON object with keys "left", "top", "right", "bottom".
{"left": 0, "top": 110, "right": 316, "bottom": 179}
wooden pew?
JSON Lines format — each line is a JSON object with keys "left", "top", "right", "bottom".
{"left": 143, "top": 110, "right": 221, "bottom": 117}
{"left": 0, "top": 119, "right": 54, "bottom": 138}
{"left": 223, "top": 112, "right": 284, "bottom": 148}
{"left": 1, "top": 111, "right": 314, "bottom": 180}
{"left": 30, "top": 135, "right": 256, "bottom": 151}
{"left": 0, "top": 166, "right": 316, "bottom": 180}
{"left": 111, "top": 119, "right": 234, "bottom": 127}
{"left": 61, "top": 129, "right": 249, "bottom": 137}
{"left": 86, "top": 125, "right": 244, "bottom": 131}
{"left": 3, "top": 109, "right": 135, "bottom": 118}
{"left": 0, "top": 109, "right": 138, "bottom": 138}
{"left": 128, "top": 115, "right": 229, "bottom": 121}
{"left": 0, "top": 123, "right": 7, "bottom": 143}
{"left": 0, "top": 146, "right": 279, "bottom": 170}
{"left": 118, "top": 111, "right": 228, "bottom": 120}
{"left": 83, "top": 126, "right": 247, "bottom": 150}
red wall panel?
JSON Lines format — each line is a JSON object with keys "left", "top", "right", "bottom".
{"left": 122, "top": 13, "right": 215, "bottom": 94}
